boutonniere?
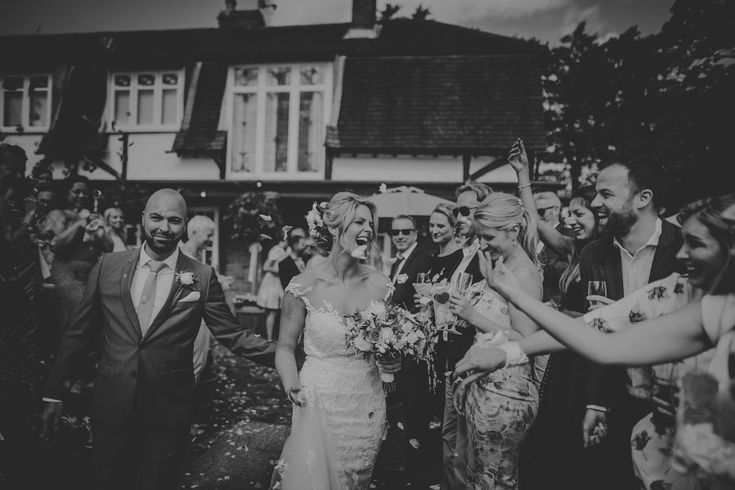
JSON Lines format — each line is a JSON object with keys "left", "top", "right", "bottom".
{"left": 396, "top": 273, "right": 408, "bottom": 284}
{"left": 175, "top": 271, "right": 197, "bottom": 288}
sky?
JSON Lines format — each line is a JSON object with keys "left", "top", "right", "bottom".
{"left": 0, "top": 0, "right": 675, "bottom": 45}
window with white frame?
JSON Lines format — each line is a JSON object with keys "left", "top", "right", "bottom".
{"left": 1, "top": 75, "right": 52, "bottom": 130}
{"left": 110, "top": 71, "right": 184, "bottom": 131}
{"left": 229, "top": 64, "right": 331, "bottom": 178}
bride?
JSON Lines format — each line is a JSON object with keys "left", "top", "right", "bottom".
{"left": 272, "top": 192, "right": 401, "bottom": 490}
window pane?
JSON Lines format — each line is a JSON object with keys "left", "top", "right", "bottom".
{"left": 3, "top": 76, "right": 23, "bottom": 90}
{"left": 114, "top": 75, "right": 131, "bottom": 87}
{"left": 114, "top": 91, "right": 131, "bottom": 126}
{"left": 3, "top": 90, "right": 23, "bottom": 126}
{"left": 162, "top": 73, "right": 178, "bottom": 85}
{"left": 264, "top": 92, "right": 290, "bottom": 172}
{"left": 231, "top": 93, "right": 257, "bottom": 173}
{"left": 162, "top": 89, "right": 177, "bottom": 125}
{"left": 30, "top": 76, "right": 49, "bottom": 89}
{"left": 234, "top": 67, "right": 258, "bottom": 87}
{"left": 297, "top": 92, "right": 324, "bottom": 172}
{"left": 137, "top": 74, "right": 155, "bottom": 86}
{"left": 300, "top": 66, "right": 323, "bottom": 85}
{"left": 137, "top": 89, "right": 154, "bottom": 125}
{"left": 29, "top": 89, "right": 49, "bottom": 127}
{"left": 267, "top": 67, "right": 291, "bottom": 86}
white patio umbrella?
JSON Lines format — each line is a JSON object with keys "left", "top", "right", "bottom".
{"left": 366, "top": 186, "right": 453, "bottom": 271}
{"left": 365, "top": 186, "right": 453, "bottom": 218}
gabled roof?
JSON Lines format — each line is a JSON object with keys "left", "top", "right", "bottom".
{"left": 329, "top": 55, "right": 545, "bottom": 154}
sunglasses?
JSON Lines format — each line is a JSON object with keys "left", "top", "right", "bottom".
{"left": 452, "top": 206, "right": 476, "bottom": 218}
{"left": 390, "top": 229, "right": 415, "bottom": 236}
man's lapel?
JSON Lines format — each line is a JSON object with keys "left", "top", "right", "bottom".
{"left": 121, "top": 249, "right": 143, "bottom": 339}
{"left": 649, "top": 220, "right": 683, "bottom": 282}
{"left": 142, "top": 252, "right": 196, "bottom": 342}
{"left": 603, "top": 241, "right": 624, "bottom": 300}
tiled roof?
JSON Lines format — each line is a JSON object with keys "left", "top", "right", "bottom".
{"left": 329, "top": 55, "right": 545, "bottom": 153}
{"left": 0, "top": 19, "right": 540, "bottom": 67}
{"left": 172, "top": 62, "right": 228, "bottom": 154}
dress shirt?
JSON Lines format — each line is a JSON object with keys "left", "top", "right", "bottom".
{"left": 612, "top": 218, "right": 662, "bottom": 400}
{"left": 450, "top": 239, "right": 480, "bottom": 287}
{"left": 391, "top": 242, "right": 417, "bottom": 282}
{"left": 130, "top": 245, "right": 179, "bottom": 327}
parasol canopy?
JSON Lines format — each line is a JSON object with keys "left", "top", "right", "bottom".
{"left": 366, "top": 185, "right": 453, "bottom": 218}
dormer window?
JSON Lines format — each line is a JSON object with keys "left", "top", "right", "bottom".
{"left": 109, "top": 70, "right": 183, "bottom": 131}
{"left": 1, "top": 74, "right": 51, "bottom": 131}
{"left": 228, "top": 63, "right": 332, "bottom": 179}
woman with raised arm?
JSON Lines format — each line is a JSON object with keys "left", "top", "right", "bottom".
{"left": 47, "top": 176, "right": 113, "bottom": 336}
{"left": 446, "top": 192, "right": 544, "bottom": 489}
{"left": 509, "top": 138, "right": 604, "bottom": 489}
{"left": 271, "top": 192, "right": 401, "bottom": 490}
{"left": 455, "top": 194, "right": 735, "bottom": 488}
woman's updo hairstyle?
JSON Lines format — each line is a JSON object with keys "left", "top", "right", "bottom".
{"left": 474, "top": 191, "right": 540, "bottom": 268}
{"left": 308, "top": 191, "right": 378, "bottom": 257}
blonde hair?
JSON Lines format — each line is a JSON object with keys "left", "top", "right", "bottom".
{"left": 474, "top": 192, "right": 540, "bottom": 267}
{"left": 320, "top": 191, "right": 378, "bottom": 258}
{"left": 103, "top": 207, "right": 126, "bottom": 241}
{"left": 431, "top": 203, "right": 457, "bottom": 228}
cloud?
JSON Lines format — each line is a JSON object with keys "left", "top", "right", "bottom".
{"left": 559, "top": 4, "right": 605, "bottom": 38}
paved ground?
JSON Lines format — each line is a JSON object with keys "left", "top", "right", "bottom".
{"left": 4, "top": 342, "right": 441, "bottom": 489}
{"left": 181, "top": 343, "right": 291, "bottom": 490}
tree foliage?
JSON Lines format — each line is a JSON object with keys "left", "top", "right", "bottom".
{"left": 541, "top": 0, "right": 735, "bottom": 209}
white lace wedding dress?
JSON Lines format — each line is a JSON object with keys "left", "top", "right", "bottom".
{"left": 272, "top": 282, "right": 387, "bottom": 490}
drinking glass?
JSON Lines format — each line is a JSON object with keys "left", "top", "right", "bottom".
{"left": 587, "top": 280, "right": 608, "bottom": 309}
{"left": 587, "top": 280, "right": 608, "bottom": 298}
{"left": 416, "top": 272, "right": 427, "bottom": 283}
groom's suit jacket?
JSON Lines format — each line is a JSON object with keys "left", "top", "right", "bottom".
{"left": 44, "top": 248, "right": 275, "bottom": 428}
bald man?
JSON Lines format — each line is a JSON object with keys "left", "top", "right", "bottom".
{"left": 41, "top": 189, "right": 275, "bottom": 490}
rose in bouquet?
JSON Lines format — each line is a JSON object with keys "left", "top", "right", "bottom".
{"left": 344, "top": 300, "right": 428, "bottom": 390}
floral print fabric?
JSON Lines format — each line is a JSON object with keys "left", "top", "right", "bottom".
{"left": 463, "top": 282, "right": 539, "bottom": 489}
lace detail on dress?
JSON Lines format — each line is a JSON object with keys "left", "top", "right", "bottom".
{"left": 274, "top": 281, "right": 386, "bottom": 489}
{"left": 285, "top": 281, "right": 313, "bottom": 309}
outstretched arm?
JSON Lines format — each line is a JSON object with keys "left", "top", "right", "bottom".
{"left": 492, "top": 258, "right": 713, "bottom": 365}
{"left": 204, "top": 266, "right": 276, "bottom": 367}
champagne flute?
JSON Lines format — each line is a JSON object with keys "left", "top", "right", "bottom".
{"left": 442, "top": 272, "right": 473, "bottom": 336}
{"left": 587, "top": 280, "right": 608, "bottom": 310}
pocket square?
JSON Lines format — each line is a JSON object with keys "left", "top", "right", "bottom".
{"left": 178, "top": 291, "right": 200, "bottom": 303}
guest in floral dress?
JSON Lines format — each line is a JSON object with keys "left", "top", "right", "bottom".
{"left": 455, "top": 193, "right": 735, "bottom": 489}
{"left": 449, "top": 192, "right": 544, "bottom": 489}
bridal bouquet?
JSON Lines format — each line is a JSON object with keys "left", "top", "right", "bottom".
{"left": 344, "top": 300, "right": 428, "bottom": 391}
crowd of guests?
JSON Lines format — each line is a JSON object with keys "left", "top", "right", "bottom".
{"left": 2, "top": 134, "right": 734, "bottom": 490}
{"left": 372, "top": 139, "right": 734, "bottom": 489}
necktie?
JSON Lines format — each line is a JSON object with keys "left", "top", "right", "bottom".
{"left": 137, "top": 260, "right": 166, "bottom": 335}
{"left": 391, "top": 255, "right": 404, "bottom": 280}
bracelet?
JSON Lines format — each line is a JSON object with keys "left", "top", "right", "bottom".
{"left": 497, "top": 342, "right": 529, "bottom": 367}
{"left": 518, "top": 183, "right": 532, "bottom": 190}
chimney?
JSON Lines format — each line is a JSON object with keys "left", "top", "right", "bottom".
{"left": 351, "top": 0, "right": 376, "bottom": 29}
{"left": 217, "top": 0, "right": 274, "bottom": 29}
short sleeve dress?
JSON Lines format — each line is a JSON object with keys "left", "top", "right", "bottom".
{"left": 256, "top": 246, "right": 286, "bottom": 310}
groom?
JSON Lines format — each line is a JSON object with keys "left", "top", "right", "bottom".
{"left": 41, "top": 189, "right": 275, "bottom": 490}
